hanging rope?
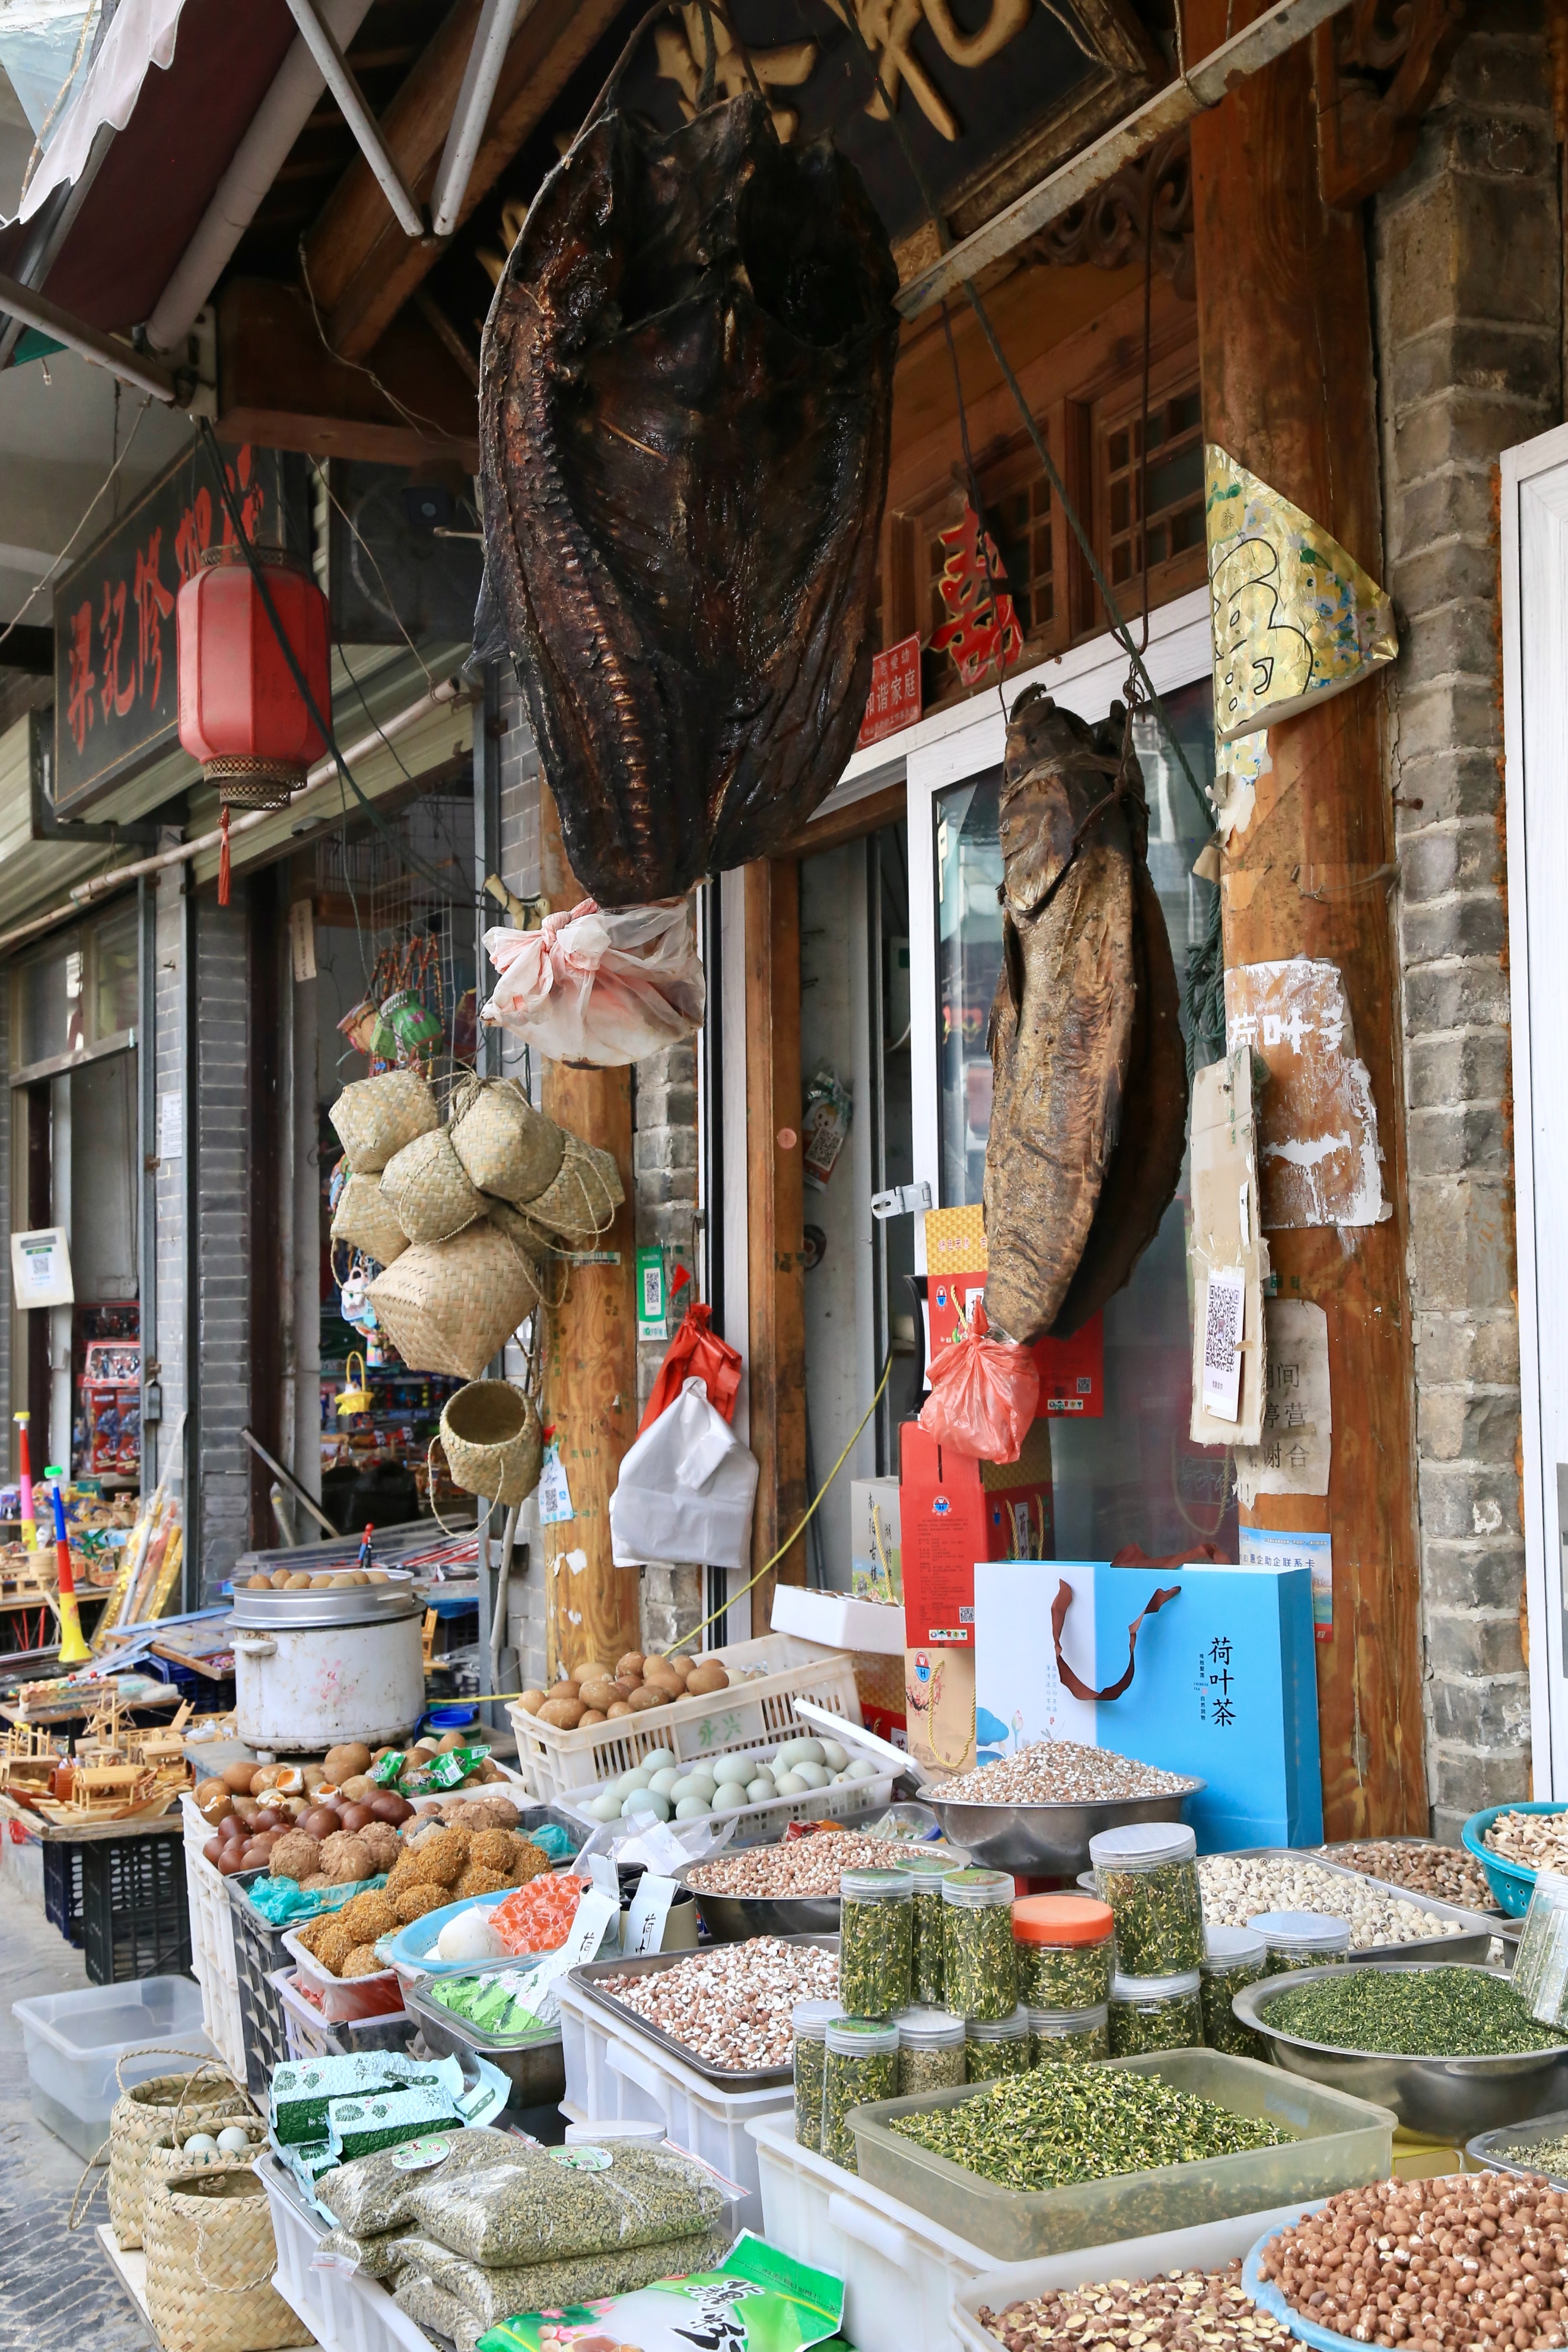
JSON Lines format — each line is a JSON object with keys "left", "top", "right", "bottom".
{"left": 217, "top": 808, "right": 231, "bottom": 908}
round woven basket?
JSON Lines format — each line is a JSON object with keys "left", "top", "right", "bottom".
{"left": 523, "top": 1131, "right": 624, "bottom": 1241}
{"left": 440, "top": 1381, "right": 543, "bottom": 1505}
{"left": 103, "top": 2054, "right": 252, "bottom": 2251}
{"left": 379, "top": 1127, "right": 485, "bottom": 1245}
{"left": 329, "top": 1069, "right": 438, "bottom": 1174}
{"left": 368, "top": 1221, "right": 542, "bottom": 1381}
{"left": 143, "top": 2165, "right": 299, "bottom": 2352}
{"left": 447, "top": 1075, "right": 567, "bottom": 1204}
{"left": 329, "top": 1169, "right": 409, "bottom": 1266}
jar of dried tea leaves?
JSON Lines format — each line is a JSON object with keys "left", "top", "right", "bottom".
{"left": 839, "top": 1869, "right": 914, "bottom": 2019}
{"left": 894, "top": 2006, "right": 967, "bottom": 2095}
{"left": 1090, "top": 1822, "right": 1203, "bottom": 1975}
{"left": 1012, "top": 1893, "right": 1115, "bottom": 2010}
{"left": 1108, "top": 1967, "right": 1204, "bottom": 2055}
{"left": 904, "top": 1851, "right": 962, "bottom": 2007}
{"left": 792, "top": 1998, "right": 844, "bottom": 2150}
{"left": 1200, "top": 1924, "right": 1268, "bottom": 2058}
{"left": 964, "top": 2004, "right": 1032, "bottom": 2081}
{"left": 821, "top": 2017, "right": 899, "bottom": 2171}
{"left": 1028, "top": 2003, "right": 1110, "bottom": 2064}
{"left": 1247, "top": 1909, "right": 1351, "bottom": 1976}
{"left": 942, "top": 1868, "right": 1018, "bottom": 2020}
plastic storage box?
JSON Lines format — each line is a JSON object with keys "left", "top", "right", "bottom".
{"left": 43, "top": 1840, "right": 84, "bottom": 1946}
{"left": 271, "top": 1969, "right": 417, "bottom": 2065}
{"left": 849, "top": 2048, "right": 1396, "bottom": 2262}
{"left": 554, "top": 1762, "right": 896, "bottom": 1851}
{"left": 258, "top": 2150, "right": 432, "bottom": 2352}
{"left": 181, "top": 1795, "right": 245, "bottom": 2081}
{"left": 12, "top": 1974, "right": 211, "bottom": 2161}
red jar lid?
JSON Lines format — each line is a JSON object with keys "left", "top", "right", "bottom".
{"left": 1012, "top": 1894, "right": 1114, "bottom": 1946}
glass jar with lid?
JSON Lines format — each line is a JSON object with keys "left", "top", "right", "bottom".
{"left": 1090, "top": 1821, "right": 1203, "bottom": 1975}
{"left": 1514, "top": 1870, "right": 1568, "bottom": 2026}
{"left": 791, "top": 1997, "right": 844, "bottom": 2148}
{"left": 1012, "top": 1893, "right": 1115, "bottom": 2010}
{"left": 942, "top": 1868, "right": 1018, "bottom": 2019}
{"left": 1108, "top": 1967, "right": 1204, "bottom": 2055}
{"left": 902, "top": 1852, "right": 963, "bottom": 2007}
{"left": 839, "top": 1869, "right": 914, "bottom": 2019}
{"left": 1028, "top": 2003, "right": 1109, "bottom": 2064}
{"left": 964, "top": 2004, "right": 1032, "bottom": 2081}
{"left": 1246, "top": 1909, "right": 1351, "bottom": 1976}
{"left": 821, "top": 2017, "right": 899, "bottom": 2170}
{"left": 893, "top": 2006, "right": 968, "bottom": 2094}
{"left": 1199, "top": 1924, "right": 1268, "bottom": 2057}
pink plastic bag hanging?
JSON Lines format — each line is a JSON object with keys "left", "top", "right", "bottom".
{"left": 481, "top": 898, "right": 705, "bottom": 1066}
{"left": 918, "top": 1301, "right": 1040, "bottom": 1464}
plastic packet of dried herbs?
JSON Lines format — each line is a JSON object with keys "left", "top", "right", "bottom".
{"left": 838, "top": 1869, "right": 914, "bottom": 2019}
{"left": 314, "top": 2221, "right": 416, "bottom": 2280}
{"left": 318, "top": 2125, "right": 530, "bottom": 2237}
{"left": 395, "top": 2267, "right": 487, "bottom": 2352}
{"left": 1090, "top": 1823, "right": 1203, "bottom": 1975}
{"left": 395, "top": 2223, "right": 737, "bottom": 2326}
{"left": 406, "top": 2143, "right": 729, "bottom": 2265}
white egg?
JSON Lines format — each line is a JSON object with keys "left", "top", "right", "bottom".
{"left": 794, "top": 1738, "right": 826, "bottom": 1766}
{"left": 622, "top": 1787, "right": 671, "bottom": 1821}
{"left": 437, "top": 1909, "right": 506, "bottom": 1962}
{"left": 182, "top": 2133, "right": 218, "bottom": 2158}
{"left": 792, "top": 1761, "right": 830, "bottom": 1789}
{"left": 590, "top": 1792, "right": 624, "bottom": 1822}
{"left": 820, "top": 1740, "right": 848, "bottom": 1771}
{"left": 711, "top": 1758, "right": 750, "bottom": 1789}
{"left": 215, "top": 2127, "right": 252, "bottom": 2155}
{"left": 772, "top": 1771, "right": 808, "bottom": 1797}
{"left": 745, "top": 1778, "right": 775, "bottom": 1804}
{"left": 686, "top": 1763, "right": 717, "bottom": 1787}
{"left": 847, "top": 1759, "right": 878, "bottom": 1781}
{"left": 673, "top": 1795, "right": 712, "bottom": 1820}
{"left": 771, "top": 1739, "right": 802, "bottom": 1768}
{"left": 640, "top": 1747, "right": 677, "bottom": 1773}
{"left": 615, "top": 1766, "right": 651, "bottom": 1794}
{"left": 648, "top": 1768, "right": 680, "bottom": 1797}
{"left": 711, "top": 1790, "right": 746, "bottom": 1815}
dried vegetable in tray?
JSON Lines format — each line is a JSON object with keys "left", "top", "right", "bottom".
{"left": 888, "top": 2065, "right": 1289, "bottom": 2190}
{"left": 491, "top": 1873, "right": 590, "bottom": 1953}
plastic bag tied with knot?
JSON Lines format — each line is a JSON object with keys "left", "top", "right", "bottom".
{"left": 481, "top": 899, "right": 704, "bottom": 1066}
{"left": 917, "top": 1301, "right": 1040, "bottom": 1464}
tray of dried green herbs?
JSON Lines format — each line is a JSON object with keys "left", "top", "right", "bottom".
{"left": 1246, "top": 1962, "right": 1568, "bottom": 2056}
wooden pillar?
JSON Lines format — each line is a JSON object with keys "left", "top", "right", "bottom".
{"left": 537, "top": 786, "right": 641, "bottom": 1679}
{"left": 1188, "top": 1, "right": 1425, "bottom": 1836}
{"left": 745, "top": 856, "right": 807, "bottom": 1635}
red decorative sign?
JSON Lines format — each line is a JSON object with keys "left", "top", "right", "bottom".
{"left": 930, "top": 504, "right": 1024, "bottom": 686}
{"left": 857, "top": 630, "right": 923, "bottom": 748}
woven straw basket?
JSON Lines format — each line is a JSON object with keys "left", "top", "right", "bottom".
{"left": 524, "top": 1132, "right": 624, "bottom": 1241}
{"left": 368, "top": 1221, "right": 541, "bottom": 1380}
{"left": 104, "top": 2052, "right": 253, "bottom": 2250}
{"left": 144, "top": 2165, "right": 298, "bottom": 2352}
{"left": 379, "top": 1127, "right": 485, "bottom": 1244}
{"left": 447, "top": 1075, "right": 566, "bottom": 1204}
{"left": 330, "top": 1170, "right": 409, "bottom": 1267}
{"left": 329, "top": 1070, "right": 438, "bottom": 1173}
{"left": 440, "top": 1381, "right": 543, "bottom": 1505}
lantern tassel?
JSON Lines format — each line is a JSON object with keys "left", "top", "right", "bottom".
{"left": 218, "top": 805, "right": 231, "bottom": 906}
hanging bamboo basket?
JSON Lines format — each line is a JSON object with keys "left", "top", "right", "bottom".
{"left": 329, "top": 1170, "right": 409, "bottom": 1266}
{"left": 447, "top": 1074, "right": 567, "bottom": 1203}
{"left": 440, "top": 1381, "right": 543, "bottom": 1505}
{"left": 379, "top": 1127, "right": 485, "bottom": 1244}
{"left": 329, "top": 1069, "right": 438, "bottom": 1172}
{"left": 368, "top": 1221, "right": 542, "bottom": 1380}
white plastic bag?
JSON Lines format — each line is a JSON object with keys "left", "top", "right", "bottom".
{"left": 610, "top": 1376, "right": 759, "bottom": 1569}
{"left": 481, "top": 898, "right": 704, "bottom": 1066}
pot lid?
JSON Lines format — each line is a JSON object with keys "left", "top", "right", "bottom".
{"left": 228, "top": 1578, "right": 423, "bottom": 1630}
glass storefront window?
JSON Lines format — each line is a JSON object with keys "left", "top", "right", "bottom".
{"left": 93, "top": 901, "right": 139, "bottom": 1040}
{"left": 932, "top": 676, "right": 1233, "bottom": 1557}
{"left": 12, "top": 898, "right": 139, "bottom": 1072}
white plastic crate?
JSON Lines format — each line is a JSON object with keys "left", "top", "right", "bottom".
{"left": 750, "top": 2113, "right": 1312, "bottom": 2352}
{"left": 554, "top": 1763, "right": 896, "bottom": 1849}
{"left": 555, "top": 1975, "right": 789, "bottom": 2234}
{"left": 180, "top": 1794, "right": 245, "bottom": 2083}
{"left": 259, "top": 2151, "right": 431, "bottom": 2352}
{"left": 507, "top": 1633, "right": 863, "bottom": 1800}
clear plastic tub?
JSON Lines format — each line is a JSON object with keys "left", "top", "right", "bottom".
{"left": 847, "top": 2045, "right": 1397, "bottom": 2262}
{"left": 897, "top": 2008, "right": 967, "bottom": 2096}
{"left": 12, "top": 1975, "right": 211, "bottom": 2162}
{"left": 280, "top": 1926, "right": 405, "bottom": 2024}
{"left": 1028, "top": 2004, "right": 1109, "bottom": 2064}
{"left": 792, "top": 1997, "right": 843, "bottom": 2149}
{"left": 1201, "top": 1925, "right": 1269, "bottom": 2058}
{"left": 1013, "top": 1895, "right": 1115, "bottom": 2011}
{"left": 1109, "top": 1968, "right": 1203, "bottom": 2055}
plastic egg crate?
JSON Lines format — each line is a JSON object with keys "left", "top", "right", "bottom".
{"left": 557, "top": 1733, "right": 896, "bottom": 1847}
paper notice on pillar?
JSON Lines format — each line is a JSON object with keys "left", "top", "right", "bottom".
{"left": 1235, "top": 1300, "right": 1331, "bottom": 1506}
{"left": 537, "top": 1441, "right": 574, "bottom": 1524}
{"left": 1240, "top": 1524, "right": 1333, "bottom": 1642}
{"left": 1206, "top": 445, "right": 1398, "bottom": 743}
{"left": 1224, "top": 959, "right": 1391, "bottom": 1229}
{"left": 1188, "top": 1050, "right": 1268, "bottom": 1447}
{"left": 290, "top": 898, "right": 317, "bottom": 983}
{"left": 1213, "top": 730, "right": 1270, "bottom": 843}
{"left": 9, "top": 1225, "right": 72, "bottom": 1308}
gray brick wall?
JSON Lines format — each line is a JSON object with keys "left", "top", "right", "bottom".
{"left": 194, "top": 892, "right": 251, "bottom": 1590}
{"left": 1373, "top": 0, "right": 1560, "bottom": 1836}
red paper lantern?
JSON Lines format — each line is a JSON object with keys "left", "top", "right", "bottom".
{"left": 177, "top": 546, "right": 330, "bottom": 812}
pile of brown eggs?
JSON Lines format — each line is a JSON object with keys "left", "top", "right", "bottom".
{"left": 195, "top": 1741, "right": 418, "bottom": 1877}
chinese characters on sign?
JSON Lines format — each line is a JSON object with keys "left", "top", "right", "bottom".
{"left": 1241, "top": 1524, "right": 1333, "bottom": 1642}
{"left": 1234, "top": 1299, "right": 1331, "bottom": 1506}
{"left": 930, "top": 504, "right": 1025, "bottom": 686}
{"left": 1224, "top": 958, "right": 1392, "bottom": 1230}
{"left": 1194, "top": 1634, "right": 1238, "bottom": 1730}
{"left": 857, "top": 631, "right": 923, "bottom": 748}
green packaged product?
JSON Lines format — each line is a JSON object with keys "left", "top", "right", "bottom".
{"left": 430, "top": 1967, "right": 554, "bottom": 2042}
{"left": 942, "top": 1869, "right": 1017, "bottom": 2020}
{"left": 395, "top": 2223, "right": 737, "bottom": 2326}
{"left": 791, "top": 1999, "right": 842, "bottom": 2151}
{"left": 965, "top": 2006, "right": 1032, "bottom": 2082}
{"left": 1090, "top": 1823, "right": 1203, "bottom": 1976}
{"left": 405, "top": 2142, "right": 727, "bottom": 2265}
{"left": 821, "top": 2017, "right": 899, "bottom": 2171}
{"left": 329, "top": 2085, "right": 461, "bottom": 2161}
{"left": 1199, "top": 1925, "right": 1268, "bottom": 2058}
{"left": 473, "top": 2231, "right": 847, "bottom": 2352}
{"left": 838, "top": 1869, "right": 913, "bottom": 2019}
{"left": 895, "top": 2007, "right": 967, "bottom": 2095}
{"left": 272, "top": 2054, "right": 445, "bottom": 2147}
{"left": 904, "top": 1854, "right": 960, "bottom": 2007}
{"left": 1108, "top": 1969, "right": 1204, "bottom": 2056}
{"left": 1027, "top": 2003, "right": 1109, "bottom": 2064}
{"left": 319, "top": 2125, "right": 533, "bottom": 2237}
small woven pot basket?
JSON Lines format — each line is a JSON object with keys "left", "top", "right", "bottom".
{"left": 105, "top": 2053, "right": 253, "bottom": 2251}
{"left": 440, "top": 1381, "right": 543, "bottom": 1505}
{"left": 447, "top": 1075, "right": 567, "bottom": 1204}
{"left": 142, "top": 2165, "right": 298, "bottom": 2352}
{"left": 368, "top": 1221, "right": 541, "bottom": 1380}
{"left": 329, "top": 1169, "right": 409, "bottom": 1266}
{"left": 379, "top": 1127, "right": 485, "bottom": 1245}
{"left": 523, "top": 1132, "right": 625, "bottom": 1242}
{"left": 329, "top": 1069, "right": 438, "bottom": 1173}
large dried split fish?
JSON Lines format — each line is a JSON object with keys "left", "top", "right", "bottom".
{"left": 479, "top": 78, "right": 898, "bottom": 905}
{"left": 983, "top": 689, "right": 1187, "bottom": 1345}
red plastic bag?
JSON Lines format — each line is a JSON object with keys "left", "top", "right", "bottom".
{"left": 918, "top": 1304, "right": 1040, "bottom": 1464}
{"left": 638, "top": 1302, "right": 743, "bottom": 1434}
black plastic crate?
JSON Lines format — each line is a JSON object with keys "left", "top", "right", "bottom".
{"left": 226, "top": 1871, "right": 292, "bottom": 2097}
{"left": 81, "top": 1830, "right": 192, "bottom": 1985}
{"left": 42, "top": 1841, "right": 84, "bottom": 1947}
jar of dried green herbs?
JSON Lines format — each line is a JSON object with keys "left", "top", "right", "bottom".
{"left": 1247, "top": 1909, "right": 1351, "bottom": 1976}
{"left": 894, "top": 2007, "right": 968, "bottom": 2095}
{"left": 1090, "top": 1821, "right": 1203, "bottom": 1975}
{"left": 965, "top": 2005, "right": 1032, "bottom": 2081}
{"left": 791, "top": 1998, "right": 844, "bottom": 2150}
{"left": 1108, "top": 1967, "right": 1204, "bottom": 2055}
{"left": 1200, "top": 1924, "right": 1268, "bottom": 2058}
{"left": 942, "top": 1868, "right": 1018, "bottom": 2020}
{"left": 1027, "top": 2002, "right": 1110, "bottom": 2064}
{"left": 839, "top": 1869, "right": 914, "bottom": 2020}
{"left": 821, "top": 2017, "right": 899, "bottom": 2172}
{"left": 903, "top": 1852, "right": 961, "bottom": 2008}
{"left": 1012, "top": 1893, "right": 1115, "bottom": 2010}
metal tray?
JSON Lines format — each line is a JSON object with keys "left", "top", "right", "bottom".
{"left": 1315, "top": 1836, "right": 1506, "bottom": 1920}
{"left": 228, "top": 1575, "right": 421, "bottom": 1630}
{"left": 1204, "top": 1846, "right": 1500, "bottom": 1963}
{"left": 566, "top": 1931, "right": 839, "bottom": 2092}
{"left": 921, "top": 1782, "right": 1204, "bottom": 1877}
{"left": 403, "top": 1975, "right": 567, "bottom": 2106}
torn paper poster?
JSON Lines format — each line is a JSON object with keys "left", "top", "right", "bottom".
{"left": 1206, "top": 446, "right": 1397, "bottom": 743}
{"left": 1235, "top": 1299, "right": 1331, "bottom": 1505}
{"left": 1213, "top": 729, "right": 1269, "bottom": 842}
{"left": 1188, "top": 1048, "right": 1269, "bottom": 1449}
{"left": 1241, "top": 1524, "right": 1333, "bottom": 1642}
{"left": 1224, "top": 958, "right": 1391, "bottom": 1229}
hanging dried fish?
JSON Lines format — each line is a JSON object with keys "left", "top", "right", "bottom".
{"left": 479, "top": 42, "right": 899, "bottom": 905}
{"left": 983, "top": 689, "right": 1187, "bottom": 1345}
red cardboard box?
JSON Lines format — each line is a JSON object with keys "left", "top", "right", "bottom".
{"left": 899, "top": 1417, "right": 1054, "bottom": 1647}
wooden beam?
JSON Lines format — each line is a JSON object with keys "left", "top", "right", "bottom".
{"left": 1188, "top": 0, "right": 1425, "bottom": 1841}
{"left": 307, "top": 0, "right": 623, "bottom": 363}
{"left": 217, "top": 276, "right": 478, "bottom": 466}
{"left": 745, "top": 856, "right": 807, "bottom": 1636}
{"left": 537, "top": 782, "right": 641, "bottom": 1681}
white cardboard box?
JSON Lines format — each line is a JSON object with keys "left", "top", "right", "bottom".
{"left": 770, "top": 1584, "right": 905, "bottom": 1655}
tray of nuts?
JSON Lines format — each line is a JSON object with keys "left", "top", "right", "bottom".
{"left": 1314, "top": 1838, "right": 1505, "bottom": 1921}
{"left": 1201, "top": 1849, "right": 1499, "bottom": 1965}
{"left": 566, "top": 1932, "right": 839, "bottom": 2090}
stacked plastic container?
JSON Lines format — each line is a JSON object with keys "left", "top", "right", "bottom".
{"left": 1013, "top": 1894, "right": 1114, "bottom": 2066}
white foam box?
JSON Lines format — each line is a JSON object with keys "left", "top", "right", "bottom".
{"left": 769, "top": 1584, "right": 905, "bottom": 1655}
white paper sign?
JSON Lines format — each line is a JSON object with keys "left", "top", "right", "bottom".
{"left": 290, "top": 897, "right": 317, "bottom": 983}
{"left": 158, "top": 1091, "right": 183, "bottom": 1162}
{"left": 624, "top": 1873, "right": 678, "bottom": 1957}
{"left": 1200, "top": 1266, "right": 1246, "bottom": 1421}
{"left": 1240, "top": 1524, "right": 1333, "bottom": 1641}
{"left": 1235, "top": 1301, "right": 1332, "bottom": 1504}
{"left": 557, "top": 1886, "right": 619, "bottom": 1969}
{"left": 586, "top": 1851, "right": 621, "bottom": 1910}
{"left": 537, "top": 1441, "right": 574, "bottom": 1525}
{"left": 10, "top": 1225, "right": 73, "bottom": 1308}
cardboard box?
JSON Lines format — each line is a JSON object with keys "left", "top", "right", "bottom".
{"left": 899, "top": 1416, "right": 1054, "bottom": 1648}
{"left": 850, "top": 1476, "right": 902, "bottom": 1600}
{"left": 905, "top": 1643, "right": 976, "bottom": 1776}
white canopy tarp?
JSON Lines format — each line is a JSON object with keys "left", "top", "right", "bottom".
{"left": 15, "top": 0, "right": 185, "bottom": 221}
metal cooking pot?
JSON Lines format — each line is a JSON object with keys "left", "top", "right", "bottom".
{"left": 229, "top": 1592, "right": 424, "bottom": 1750}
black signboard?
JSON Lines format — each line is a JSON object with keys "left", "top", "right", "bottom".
{"left": 52, "top": 441, "right": 306, "bottom": 819}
